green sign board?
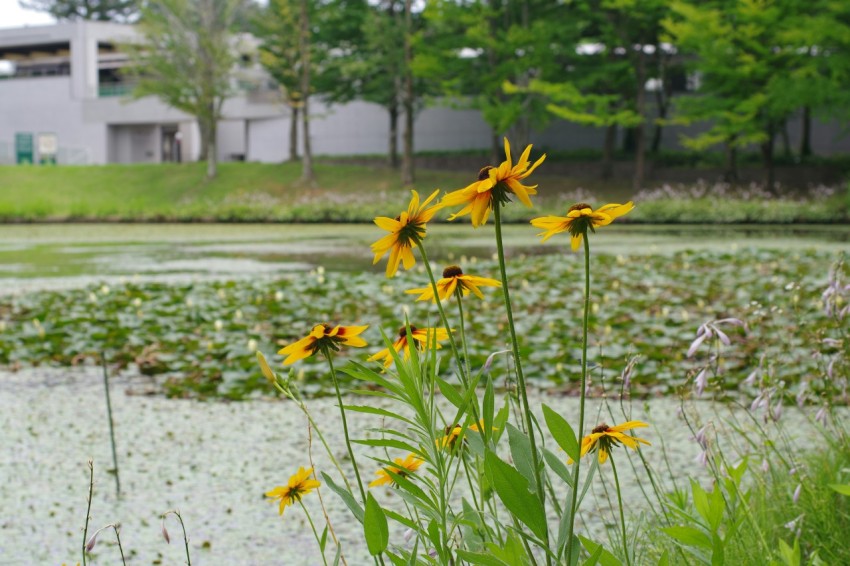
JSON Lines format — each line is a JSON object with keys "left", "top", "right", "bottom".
{"left": 15, "top": 132, "right": 33, "bottom": 164}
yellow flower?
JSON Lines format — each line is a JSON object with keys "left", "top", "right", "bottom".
{"left": 437, "top": 419, "right": 492, "bottom": 450}
{"left": 569, "top": 421, "right": 651, "bottom": 465}
{"left": 441, "top": 138, "right": 546, "bottom": 227}
{"left": 265, "top": 466, "right": 321, "bottom": 516}
{"left": 405, "top": 265, "right": 501, "bottom": 302}
{"left": 368, "top": 453, "right": 424, "bottom": 488}
{"left": 257, "top": 351, "right": 277, "bottom": 383}
{"left": 278, "top": 323, "right": 369, "bottom": 365}
{"left": 531, "top": 201, "right": 634, "bottom": 251}
{"left": 371, "top": 189, "right": 443, "bottom": 277}
{"left": 367, "top": 324, "right": 450, "bottom": 368}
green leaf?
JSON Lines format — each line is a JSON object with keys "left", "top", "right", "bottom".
{"left": 319, "top": 524, "right": 328, "bottom": 552}
{"left": 456, "top": 550, "right": 513, "bottom": 566}
{"left": 829, "top": 483, "right": 850, "bottom": 496}
{"left": 484, "top": 450, "right": 548, "bottom": 541}
{"left": 354, "top": 438, "right": 420, "bottom": 454}
{"left": 579, "top": 536, "right": 622, "bottom": 566}
{"left": 542, "top": 404, "right": 579, "bottom": 462}
{"left": 507, "top": 423, "right": 538, "bottom": 489}
{"left": 662, "top": 526, "right": 713, "bottom": 551}
{"left": 436, "top": 376, "right": 465, "bottom": 408}
{"left": 657, "top": 550, "right": 669, "bottom": 566}
{"left": 483, "top": 378, "right": 495, "bottom": 438}
{"left": 582, "top": 545, "right": 604, "bottom": 566}
{"left": 343, "top": 404, "right": 416, "bottom": 427}
{"left": 543, "top": 447, "right": 574, "bottom": 487}
{"left": 364, "top": 493, "right": 389, "bottom": 556}
{"left": 321, "top": 472, "right": 364, "bottom": 523}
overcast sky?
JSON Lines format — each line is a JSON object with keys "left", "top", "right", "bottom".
{"left": 0, "top": 3, "right": 56, "bottom": 30}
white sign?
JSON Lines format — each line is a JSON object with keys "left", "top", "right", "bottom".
{"left": 38, "top": 133, "right": 58, "bottom": 155}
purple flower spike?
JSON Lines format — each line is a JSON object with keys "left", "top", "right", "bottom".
{"left": 86, "top": 532, "right": 98, "bottom": 553}
{"left": 793, "top": 483, "right": 802, "bottom": 504}
{"left": 695, "top": 368, "right": 708, "bottom": 397}
{"left": 815, "top": 406, "right": 828, "bottom": 427}
{"left": 687, "top": 330, "right": 711, "bottom": 358}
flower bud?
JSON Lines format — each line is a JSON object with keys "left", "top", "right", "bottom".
{"left": 85, "top": 532, "right": 98, "bottom": 552}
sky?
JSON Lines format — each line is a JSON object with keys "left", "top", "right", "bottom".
{"left": 0, "top": 2, "right": 56, "bottom": 30}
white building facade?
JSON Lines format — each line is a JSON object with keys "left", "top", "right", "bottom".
{"left": 1, "top": 21, "right": 847, "bottom": 166}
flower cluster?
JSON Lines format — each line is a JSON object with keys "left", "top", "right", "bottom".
{"left": 259, "top": 139, "right": 646, "bottom": 566}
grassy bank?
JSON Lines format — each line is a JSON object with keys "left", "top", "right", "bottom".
{"left": 0, "top": 161, "right": 847, "bottom": 223}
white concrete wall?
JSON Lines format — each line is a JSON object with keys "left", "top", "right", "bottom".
{"left": 245, "top": 99, "right": 493, "bottom": 162}
{"left": 108, "top": 124, "right": 160, "bottom": 163}
{"left": 0, "top": 76, "right": 108, "bottom": 164}
{"left": 216, "top": 120, "right": 246, "bottom": 161}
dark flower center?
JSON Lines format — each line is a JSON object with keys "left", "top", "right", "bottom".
{"left": 592, "top": 423, "right": 610, "bottom": 434}
{"left": 442, "top": 265, "right": 463, "bottom": 278}
{"left": 398, "top": 325, "right": 418, "bottom": 338}
{"left": 569, "top": 202, "right": 592, "bottom": 213}
{"left": 478, "top": 166, "right": 494, "bottom": 181}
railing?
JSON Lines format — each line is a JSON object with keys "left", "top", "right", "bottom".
{"left": 98, "top": 82, "right": 136, "bottom": 97}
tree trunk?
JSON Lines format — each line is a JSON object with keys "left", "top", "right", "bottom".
{"left": 400, "top": 0, "right": 414, "bottom": 186}
{"left": 289, "top": 104, "right": 299, "bottom": 162}
{"left": 723, "top": 140, "right": 738, "bottom": 182}
{"left": 298, "top": 0, "right": 315, "bottom": 186}
{"left": 206, "top": 118, "right": 217, "bottom": 179}
{"left": 602, "top": 124, "right": 616, "bottom": 180}
{"left": 633, "top": 51, "right": 647, "bottom": 191}
{"left": 780, "top": 119, "right": 792, "bottom": 160}
{"left": 651, "top": 87, "right": 666, "bottom": 154}
{"left": 388, "top": 100, "right": 399, "bottom": 168}
{"left": 800, "top": 106, "right": 812, "bottom": 159}
{"left": 490, "top": 132, "right": 501, "bottom": 165}
{"left": 198, "top": 120, "right": 209, "bottom": 161}
{"left": 761, "top": 124, "right": 776, "bottom": 193}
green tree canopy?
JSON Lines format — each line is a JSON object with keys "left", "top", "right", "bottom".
{"left": 126, "top": 0, "right": 243, "bottom": 179}
{"left": 19, "top": 0, "right": 139, "bottom": 21}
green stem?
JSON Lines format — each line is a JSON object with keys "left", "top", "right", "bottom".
{"left": 82, "top": 460, "right": 94, "bottom": 566}
{"left": 455, "top": 292, "right": 472, "bottom": 381}
{"left": 416, "top": 241, "right": 470, "bottom": 388}
{"left": 172, "top": 511, "right": 191, "bottom": 566}
{"left": 300, "top": 501, "right": 330, "bottom": 566}
{"left": 273, "top": 380, "right": 352, "bottom": 492}
{"left": 493, "top": 204, "right": 548, "bottom": 553}
{"left": 324, "top": 351, "right": 367, "bottom": 503}
{"left": 112, "top": 524, "right": 127, "bottom": 566}
{"left": 609, "top": 455, "right": 631, "bottom": 566}
{"left": 565, "top": 232, "right": 592, "bottom": 559}
{"left": 101, "top": 353, "right": 121, "bottom": 498}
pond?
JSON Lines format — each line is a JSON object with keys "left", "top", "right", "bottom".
{"left": 1, "top": 223, "right": 848, "bottom": 294}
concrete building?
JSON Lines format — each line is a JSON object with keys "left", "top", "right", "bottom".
{"left": 0, "top": 21, "right": 495, "bottom": 166}
{"left": 0, "top": 21, "right": 847, "bottom": 166}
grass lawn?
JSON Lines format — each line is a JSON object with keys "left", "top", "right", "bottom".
{"left": 1, "top": 160, "right": 847, "bottom": 223}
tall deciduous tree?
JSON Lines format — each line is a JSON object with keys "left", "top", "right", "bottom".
{"left": 663, "top": 0, "right": 805, "bottom": 189}
{"left": 126, "top": 0, "right": 240, "bottom": 179}
{"left": 419, "top": 0, "right": 558, "bottom": 163}
{"left": 19, "top": 0, "right": 138, "bottom": 21}
{"left": 297, "top": 0, "right": 315, "bottom": 185}
{"left": 256, "top": 0, "right": 302, "bottom": 162}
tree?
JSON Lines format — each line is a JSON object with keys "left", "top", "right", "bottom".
{"left": 297, "top": 0, "right": 315, "bottom": 185}
{"left": 256, "top": 0, "right": 302, "bottom": 163}
{"left": 663, "top": 0, "right": 802, "bottom": 189}
{"left": 419, "top": 0, "right": 559, "bottom": 163}
{"left": 20, "top": 0, "right": 138, "bottom": 21}
{"left": 125, "top": 0, "right": 241, "bottom": 179}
